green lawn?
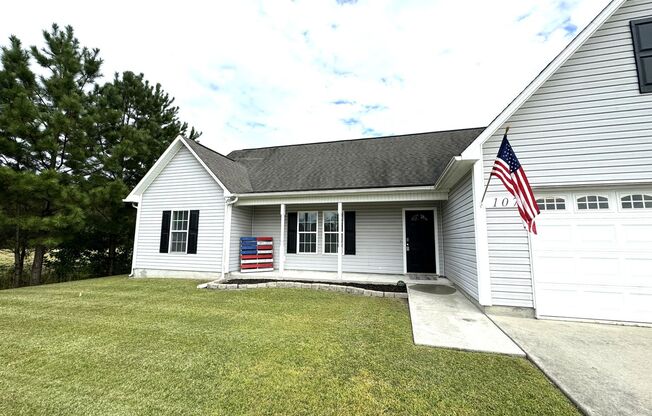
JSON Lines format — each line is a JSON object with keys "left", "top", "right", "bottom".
{"left": 0, "top": 276, "right": 579, "bottom": 416}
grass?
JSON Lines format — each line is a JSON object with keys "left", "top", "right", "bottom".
{"left": 0, "top": 250, "right": 13, "bottom": 266}
{"left": 0, "top": 276, "right": 579, "bottom": 416}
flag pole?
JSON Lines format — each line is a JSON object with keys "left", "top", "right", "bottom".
{"left": 480, "top": 126, "right": 510, "bottom": 207}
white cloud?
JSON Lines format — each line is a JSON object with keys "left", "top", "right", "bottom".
{"left": 1, "top": 0, "right": 611, "bottom": 154}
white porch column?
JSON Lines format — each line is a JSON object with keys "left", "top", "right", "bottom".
{"left": 280, "top": 203, "right": 286, "bottom": 276}
{"left": 221, "top": 199, "right": 233, "bottom": 279}
{"left": 337, "top": 202, "right": 343, "bottom": 279}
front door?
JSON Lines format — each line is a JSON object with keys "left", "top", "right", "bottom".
{"left": 405, "top": 210, "right": 436, "bottom": 273}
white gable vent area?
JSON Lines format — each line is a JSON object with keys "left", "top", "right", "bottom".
{"left": 531, "top": 189, "right": 652, "bottom": 324}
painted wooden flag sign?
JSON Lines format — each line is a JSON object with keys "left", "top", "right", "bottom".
{"left": 240, "top": 237, "right": 274, "bottom": 272}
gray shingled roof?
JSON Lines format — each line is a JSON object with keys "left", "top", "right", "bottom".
{"left": 186, "top": 127, "right": 484, "bottom": 194}
{"left": 184, "top": 139, "right": 253, "bottom": 192}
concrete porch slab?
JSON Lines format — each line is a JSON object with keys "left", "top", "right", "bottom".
{"left": 228, "top": 270, "right": 444, "bottom": 285}
{"left": 407, "top": 283, "right": 525, "bottom": 356}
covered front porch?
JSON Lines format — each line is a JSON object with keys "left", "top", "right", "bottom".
{"left": 225, "top": 194, "right": 448, "bottom": 281}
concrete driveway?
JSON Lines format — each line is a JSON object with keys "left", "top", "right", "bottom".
{"left": 490, "top": 315, "right": 652, "bottom": 416}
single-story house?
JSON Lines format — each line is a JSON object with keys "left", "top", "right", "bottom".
{"left": 125, "top": 0, "right": 652, "bottom": 325}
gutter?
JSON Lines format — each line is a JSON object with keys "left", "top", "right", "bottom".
{"left": 128, "top": 200, "right": 140, "bottom": 277}
{"left": 232, "top": 185, "right": 439, "bottom": 198}
{"left": 433, "top": 156, "right": 478, "bottom": 191}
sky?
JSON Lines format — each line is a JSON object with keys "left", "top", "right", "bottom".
{"left": 1, "top": 0, "right": 612, "bottom": 154}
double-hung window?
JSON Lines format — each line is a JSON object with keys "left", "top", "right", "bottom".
{"left": 297, "top": 212, "right": 317, "bottom": 253}
{"left": 323, "top": 211, "right": 339, "bottom": 254}
{"left": 170, "top": 210, "right": 189, "bottom": 253}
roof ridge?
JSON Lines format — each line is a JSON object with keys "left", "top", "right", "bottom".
{"left": 228, "top": 126, "right": 486, "bottom": 154}
{"left": 186, "top": 138, "right": 240, "bottom": 163}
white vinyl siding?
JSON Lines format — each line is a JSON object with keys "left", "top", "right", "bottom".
{"left": 229, "top": 206, "right": 253, "bottom": 272}
{"left": 134, "top": 147, "right": 224, "bottom": 274}
{"left": 441, "top": 173, "right": 478, "bottom": 301}
{"left": 249, "top": 205, "right": 282, "bottom": 270}
{"left": 483, "top": 0, "right": 652, "bottom": 307}
{"left": 487, "top": 209, "right": 534, "bottom": 307}
{"left": 250, "top": 202, "right": 443, "bottom": 275}
{"left": 484, "top": 0, "right": 652, "bottom": 187}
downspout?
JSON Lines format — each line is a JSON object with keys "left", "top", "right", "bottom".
{"left": 129, "top": 201, "right": 140, "bottom": 277}
{"left": 221, "top": 196, "right": 239, "bottom": 279}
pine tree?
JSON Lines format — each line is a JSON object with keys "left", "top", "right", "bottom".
{"left": 80, "top": 71, "right": 200, "bottom": 275}
{"left": 18, "top": 24, "right": 100, "bottom": 284}
{"left": 0, "top": 36, "right": 39, "bottom": 285}
{"left": 0, "top": 25, "right": 200, "bottom": 286}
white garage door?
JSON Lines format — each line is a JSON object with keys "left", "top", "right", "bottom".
{"left": 532, "top": 190, "right": 652, "bottom": 324}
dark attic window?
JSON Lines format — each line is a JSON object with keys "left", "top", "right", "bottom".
{"left": 631, "top": 17, "right": 652, "bottom": 94}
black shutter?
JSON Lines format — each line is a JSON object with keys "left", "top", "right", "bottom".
{"left": 344, "top": 211, "right": 356, "bottom": 255}
{"left": 187, "top": 210, "right": 200, "bottom": 254}
{"left": 631, "top": 17, "right": 652, "bottom": 93}
{"left": 159, "top": 211, "right": 171, "bottom": 253}
{"left": 287, "top": 212, "right": 297, "bottom": 254}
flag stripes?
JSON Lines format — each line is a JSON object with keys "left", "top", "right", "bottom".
{"left": 490, "top": 134, "right": 539, "bottom": 234}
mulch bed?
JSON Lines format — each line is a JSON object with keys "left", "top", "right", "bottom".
{"left": 224, "top": 279, "right": 407, "bottom": 293}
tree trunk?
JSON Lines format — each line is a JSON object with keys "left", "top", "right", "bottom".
{"left": 13, "top": 225, "right": 22, "bottom": 288}
{"left": 108, "top": 236, "right": 116, "bottom": 276}
{"left": 30, "top": 245, "right": 46, "bottom": 286}
{"left": 19, "top": 245, "right": 26, "bottom": 285}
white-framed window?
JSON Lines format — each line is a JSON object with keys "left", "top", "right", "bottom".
{"left": 170, "top": 210, "right": 189, "bottom": 253}
{"left": 536, "top": 197, "right": 566, "bottom": 211}
{"left": 621, "top": 194, "right": 652, "bottom": 209}
{"left": 323, "top": 211, "right": 339, "bottom": 254}
{"left": 577, "top": 195, "right": 609, "bottom": 211}
{"left": 297, "top": 211, "right": 317, "bottom": 253}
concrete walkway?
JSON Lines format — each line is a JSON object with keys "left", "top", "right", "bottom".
{"left": 406, "top": 284, "right": 524, "bottom": 356}
{"left": 491, "top": 315, "right": 652, "bottom": 416}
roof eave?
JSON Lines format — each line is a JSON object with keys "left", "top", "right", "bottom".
{"left": 433, "top": 156, "right": 478, "bottom": 191}
{"left": 234, "top": 185, "right": 442, "bottom": 199}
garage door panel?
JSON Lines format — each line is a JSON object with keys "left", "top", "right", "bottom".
{"left": 532, "top": 193, "right": 652, "bottom": 324}
{"left": 623, "top": 257, "right": 652, "bottom": 285}
{"left": 538, "top": 286, "right": 627, "bottom": 322}
{"left": 536, "top": 224, "right": 573, "bottom": 247}
{"left": 630, "top": 292, "right": 652, "bottom": 321}
{"left": 534, "top": 255, "right": 575, "bottom": 280}
{"left": 575, "top": 224, "right": 617, "bottom": 249}
{"left": 577, "top": 256, "right": 620, "bottom": 283}
{"left": 622, "top": 224, "right": 652, "bottom": 249}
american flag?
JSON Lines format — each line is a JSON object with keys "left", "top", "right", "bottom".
{"left": 491, "top": 134, "right": 540, "bottom": 234}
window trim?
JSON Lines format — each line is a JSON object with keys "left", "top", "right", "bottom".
{"left": 620, "top": 193, "right": 652, "bottom": 210}
{"left": 169, "top": 209, "right": 190, "bottom": 254}
{"left": 322, "top": 211, "right": 341, "bottom": 255}
{"left": 576, "top": 195, "right": 610, "bottom": 211}
{"left": 296, "top": 211, "right": 318, "bottom": 254}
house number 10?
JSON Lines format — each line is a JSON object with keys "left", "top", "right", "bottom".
{"left": 491, "top": 197, "right": 518, "bottom": 208}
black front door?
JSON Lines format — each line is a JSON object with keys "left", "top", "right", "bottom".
{"left": 405, "top": 210, "right": 436, "bottom": 273}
